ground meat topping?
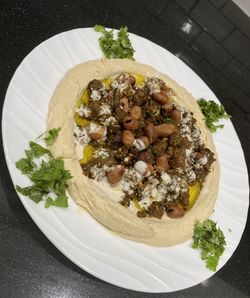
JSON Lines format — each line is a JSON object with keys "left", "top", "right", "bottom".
{"left": 73, "top": 74, "right": 215, "bottom": 220}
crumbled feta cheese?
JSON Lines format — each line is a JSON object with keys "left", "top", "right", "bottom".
{"left": 90, "top": 90, "right": 102, "bottom": 101}
{"left": 93, "top": 148, "right": 109, "bottom": 158}
{"left": 187, "top": 170, "right": 196, "bottom": 183}
{"left": 134, "top": 161, "right": 148, "bottom": 176}
{"left": 100, "top": 104, "right": 111, "bottom": 116}
{"left": 90, "top": 165, "right": 106, "bottom": 181}
{"left": 77, "top": 105, "right": 90, "bottom": 117}
{"left": 146, "top": 77, "right": 162, "bottom": 94}
{"left": 111, "top": 80, "right": 128, "bottom": 93}
{"left": 102, "top": 116, "right": 117, "bottom": 125}
{"left": 88, "top": 123, "right": 101, "bottom": 134}
{"left": 161, "top": 172, "right": 171, "bottom": 184}
{"left": 74, "top": 126, "right": 90, "bottom": 146}
{"left": 133, "top": 139, "right": 146, "bottom": 151}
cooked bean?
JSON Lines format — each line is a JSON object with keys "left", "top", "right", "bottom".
{"left": 167, "top": 204, "right": 185, "bottom": 218}
{"left": 126, "top": 75, "right": 136, "bottom": 85}
{"left": 144, "top": 123, "right": 158, "bottom": 144}
{"left": 122, "top": 130, "right": 135, "bottom": 147}
{"left": 121, "top": 97, "right": 129, "bottom": 113}
{"left": 156, "top": 154, "right": 169, "bottom": 171}
{"left": 131, "top": 106, "right": 142, "bottom": 120}
{"left": 123, "top": 116, "right": 139, "bottom": 130}
{"left": 152, "top": 91, "right": 169, "bottom": 105}
{"left": 170, "top": 154, "right": 185, "bottom": 169}
{"left": 88, "top": 125, "right": 107, "bottom": 141}
{"left": 170, "top": 109, "right": 182, "bottom": 124}
{"left": 107, "top": 165, "right": 125, "bottom": 185}
{"left": 155, "top": 124, "right": 174, "bottom": 137}
{"left": 162, "top": 101, "right": 173, "bottom": 112}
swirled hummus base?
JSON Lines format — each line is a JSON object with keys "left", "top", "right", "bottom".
{"left": 48, "top": 59, "right": 220, "bottom": 247}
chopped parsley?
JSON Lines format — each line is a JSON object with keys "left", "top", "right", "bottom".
{"left": 192, "top": 219, "right": 226, "bottom": 272}
{"left": 197, "top": 98, "right": 231, "bottom": 133}
{"left": 94, "top": 24, "right": 135, "bottom": 59}
{"left": 16, "top": 128, "right": 72, "bottom": 208}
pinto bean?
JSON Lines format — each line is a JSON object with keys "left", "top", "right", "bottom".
{"left": 88, "top": 125, "right": 107, "bottom": 141}
{"left": 122, "top": 116, "right": 139, "bottom": 130}
{"left": 122, "top": 130, "right": 135, "bottom": 147}
{"left": 121, "top": 97, "right": 129, "bottom": 113}
{"left": 131, "top": 106, "right": 142, "bottom": 120}
{"left": 162, "top": 101, "right": 174, "bottom": 112}
{"left": 167, "top": 204, "right": 185, "bottom": 218}
{"left": 170, "top": 109, "right": 182, "bottom": 124}
{"left": 144, "top": 123, "right": 158, "bottom": 144}
{"left": 152, "top": 91, "right": 169, "bottom": 105}
{"left": 126, "top": 75, "right": 136, "bottom": 85}
{"left": 155, "top": 124, "right": 174, "bottom": 137}
{"left": 107, "top": 165, "right": 125, "bottom": 185}
{"left": 155, "top": 154, "right": 169, "bottom": 171}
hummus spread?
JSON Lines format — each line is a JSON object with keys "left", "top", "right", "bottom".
{"left": 47, "top": 59, "right": 219, "bottom": 246}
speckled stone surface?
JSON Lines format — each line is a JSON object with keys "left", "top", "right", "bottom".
{"left": 0, "top": 1, "right": 249, "bottom": 297}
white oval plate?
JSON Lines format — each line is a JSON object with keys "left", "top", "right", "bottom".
{"left": 2, "top": 28, "right": 249, "bottom": 293}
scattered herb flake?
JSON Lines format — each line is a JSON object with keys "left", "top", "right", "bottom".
{"left": 192, "top": 219, "right": 226, "bottom": 272}
{"left": 197, "top": 98, "right": 231, "bottom": 133}
{"left": 94, "top": 24, "right": 135, "bottom": 59}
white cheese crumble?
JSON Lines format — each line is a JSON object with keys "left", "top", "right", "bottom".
{"left": 146, "top": 78, "right": 161, "bottom": 94}
{"left": 100, "top": 104, "right": 111, "bottom": 116}
{"left": 90, "top": 90, "right": 102, "bottom": 101}
{"left": 77, "top": 105, "right": 91, "bottom": 117}
{"left": 88, "top": 123, "right": 101, "bottom": 134}
{"left": 121, "top": 169, "right": 142, "bottom": 195}
{"left": 133, "top": 139, "right": 146, "bottom": 151}
{"left": 111, "top": 80, "right": 128, "bottom": 93}
{"left": 74, "top": 126, "right": 90, "bottom": 146}
{"left": 102, "top": 116, "right": 117, "bottom": 125}
{"left": 93, "top": 148, "right": 109, "bottom": 159}
{"left": 90, "top": 165, "right": 106, "bottom": 181}
{"left": 134, "top": 161, "right": 148, "bottom": 176}
{"left": 161, "top": 172, "right": 171, "bottom": 184}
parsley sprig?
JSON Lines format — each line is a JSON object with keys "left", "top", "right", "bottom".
{"left": 16, "top": 128, "right": 72, "bottom": 208}
{"left": 192, "top": 219, "right": 226, "bottom": 271}
{"left": 94, "top": 24, "right": 135, "bottom": 59}
{"left": 197, "top": 98, "right": 231, "bottom": 133}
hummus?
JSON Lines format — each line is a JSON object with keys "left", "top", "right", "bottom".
{"left": 47, "top": 59, "right": 219, "bottom": 247}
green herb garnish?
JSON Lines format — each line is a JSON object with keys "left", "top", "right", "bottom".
{"left": 192, "top": 219, "right": 226, "bottom": 271}
{"left": 94, "top": 24, "right": 135, "bottom": 59}
{"left": 197, "top": 98, "right": 231, "bottom": 132}
{"left": 16, "top": 128, "right": 72, "bottom": 208}
{"left": 38, "top": 127, "right": 61, "bottom": 146}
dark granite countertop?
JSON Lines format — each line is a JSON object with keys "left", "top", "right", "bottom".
{"left": 0, "top": 1, "right": 249, "bottom": 297}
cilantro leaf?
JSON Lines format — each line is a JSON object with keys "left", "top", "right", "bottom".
{"left": 197, "top": 98, "right": 231, "bottom": 133}
{"left": 192, "top": 219, "right": 226, "bottom": 271}
{"left": 45, "top": 195, "right": 68, "bottom": 208}
{"left": 16, "top": 158, "right": 36, "bottom": 174}
{"left": 15, "top": 129, "right": 72, "bottom": 209}
{"left": 94, "top": 24, "right": 135, "bottom": 59}
{"left": 16, "top": 185, "right": 44, "bottom": 203}
{"left": 29, "top": 141, "right": 51, "bottom": 158}
{"left": 44, "top": 128, "right": 61, "bottom": 145}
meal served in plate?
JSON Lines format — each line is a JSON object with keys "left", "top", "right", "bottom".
{"left": 48, "top": 59, "right": 219, "bottom": 246}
